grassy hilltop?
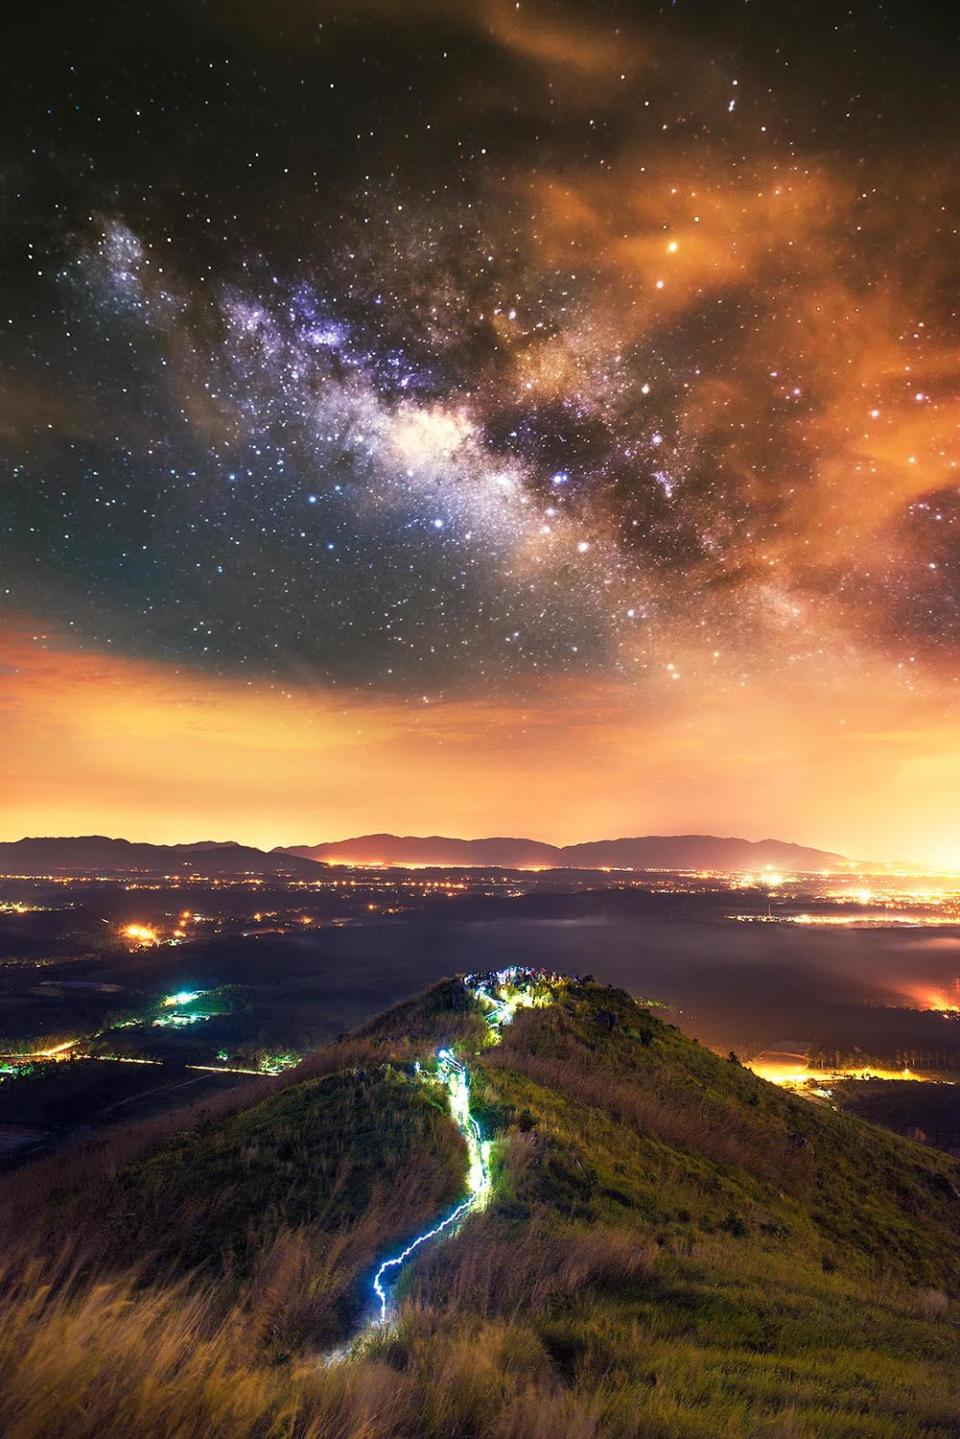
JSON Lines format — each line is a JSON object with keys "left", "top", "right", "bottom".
{"left": 0, "top": 977, "right": 958, "bottom": 1438}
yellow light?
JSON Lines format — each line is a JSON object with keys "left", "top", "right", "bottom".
{"left": 122, "top": 922, "right": 158, "bottom": 945}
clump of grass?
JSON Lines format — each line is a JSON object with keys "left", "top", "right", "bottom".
{"left": 0, "top": 1259, "right": 286, "bottom": 1439}
{"left": 917, "top": 1288, "right": 949, "bottom": 1321}
{"left": 408, "top": 1213, "right": 657, "bottom": 1319}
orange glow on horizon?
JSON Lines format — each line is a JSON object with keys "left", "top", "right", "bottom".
{"left": 747, "top": 1056, "right": 926, "bottom": 1087}
{"left": 3, "top": 622, "right": 960, "bottom": 867}
{"left": 900, "top": 984, "right": 960, "bottom": 1015}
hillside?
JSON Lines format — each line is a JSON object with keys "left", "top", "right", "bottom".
{"left": 280, "top": 831, "right": 851, "bottom": 871}
{"left": 0, "top": 835, "right": 324, "bottom": 878}
{"left": 0, "top": 975, "right": 958, "bottom": 1438}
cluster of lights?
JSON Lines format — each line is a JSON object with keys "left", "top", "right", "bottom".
{"left": 152, "top": 988, "right": 219, "bottom": 1028}
{"left": 119, "top": 911, "right": 198, "bottom": 947}
{"left": 163, "top": 989, "right": 201, "bottom": 1007}
{"left": 257, "top": 1051, "right": 299, "bottom": 1075}
{"left": 747, "top": 1056, "right": 928, "bottom": 1089}
{"left": 122, "top": 922, "right": 159, "bottom": 946}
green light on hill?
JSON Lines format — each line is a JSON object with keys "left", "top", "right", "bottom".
{"left": 162, "top": 990, "right": 203, "bottom": 1008}
{"left": 257, "top": 1052, "right": 299, "bottom": 1075}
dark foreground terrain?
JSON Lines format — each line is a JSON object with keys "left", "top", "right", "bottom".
{"left": 0, "top": 973, "right": 958, "bottom": 1439}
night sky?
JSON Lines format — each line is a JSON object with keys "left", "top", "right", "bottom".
{"left": 3, "top": 1, "right": 960, "bottom": 860}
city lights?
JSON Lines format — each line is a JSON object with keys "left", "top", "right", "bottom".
{"left": 122, "top": 922, "right": 159, "bottom": 946}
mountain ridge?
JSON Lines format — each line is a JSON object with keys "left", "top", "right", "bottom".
{"left": 0, "top": 834, "right": 324, "bottom": 878}
{"left": 0, "top": 830, "right": 866, "bottom": 875}
{"left": 279, "top": 830, "right": 852, "bottom": 871}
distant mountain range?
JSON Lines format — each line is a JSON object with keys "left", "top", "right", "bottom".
{"left": 0, "top": 835, "right": 323, "bottom": 878}
{"left": 278, "top": 832, "right": 851, "bottom": 872}
{"left": 0, "top": 831, "right": 857, "bottom": 877}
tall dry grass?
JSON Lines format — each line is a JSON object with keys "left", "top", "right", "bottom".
{"left": 3, "top": 987, "right": 959, "bottom": 1438}
{"left": 487, "top": 1023, "right": 815, "bottom": 1190}
{"left": 407, "top": 1210, "right": 656, "bottom": 1319}
{"left": 2, "top": 1168, "right": 958, "bottom": 1439}
{"left": 0, "top": 1247, "right": 610, "bottom": 1439}
{"left": 0, "top": 1257, "right": 291, "bottom": 1439}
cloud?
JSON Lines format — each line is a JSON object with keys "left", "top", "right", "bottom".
{"left": 481, "top": 0, "right": 633, "bottom": 77}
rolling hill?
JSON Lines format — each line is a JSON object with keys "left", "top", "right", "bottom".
{"left": 1, "top": 973, "right": 957, "bottom": 1438}
{"left": 0, "top": 834, "right": 324, "bottom": 878}
{"left": 280, "top": 830, "right": 851, "bottom": 871}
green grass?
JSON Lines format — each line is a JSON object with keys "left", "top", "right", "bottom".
{"left": 376, "top": 979, "right": 960, "bottom": 1436}
{"left": 121, "top": 1066, "right": 466, "bottom": 1282}
{"left": 474, "top": 984, "right": 960, "bottom": 1287}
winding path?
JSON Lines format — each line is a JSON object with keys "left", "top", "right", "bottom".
{"left": 367, "top": 969, "right": 547, "bottom": 1328}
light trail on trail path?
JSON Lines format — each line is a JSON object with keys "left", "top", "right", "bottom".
{"left": 366, "top": 968, "right": 555, "bottom": 1329}
{"left": 371, "top": 1046, "right": 491, "bottom": 1322}
{"left": 319, "top": 968, "right": 564, "bottom": 1366}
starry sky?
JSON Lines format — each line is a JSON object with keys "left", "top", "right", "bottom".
{"left": 3, "top": 0, "right": 960, "bottom": 862}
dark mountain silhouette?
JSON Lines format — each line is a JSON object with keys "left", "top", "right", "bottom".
{"left": 0, "top": 830, "right": 854, "bottom": 877}
{"left": 279, "top": 831, "right": 850, "bottom": 871}
{"left": 0, "top": 835, "right": 324, "bottom": 878}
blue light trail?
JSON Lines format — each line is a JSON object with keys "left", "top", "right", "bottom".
{"left": 371, "top": 1041, "right": 492, "bottom": 1323}
{"left": 367, "top": 969, "right": 559, "bottom": 1327}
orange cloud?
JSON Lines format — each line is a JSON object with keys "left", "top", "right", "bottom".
{"left": 210, "top": 0, "right": 635, "bottom": 82}
{"left": 531, "top": 163, "right": 840, "bottom": 290}
{"left": 482, "top": 0, "right": 631, "bottom": 77}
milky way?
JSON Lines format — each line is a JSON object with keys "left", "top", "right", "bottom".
{"left": 3, "top": 0, "right": 959, "bottom": 706}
